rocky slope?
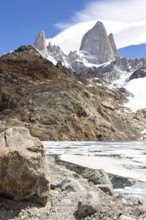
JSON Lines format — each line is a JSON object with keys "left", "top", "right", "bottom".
{"left": 0, "top": 45, "right": 146, "bottom": 141}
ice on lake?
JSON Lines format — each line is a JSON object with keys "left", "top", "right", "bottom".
{"left": 43, "top": 141, "right": 146, "bottom": 197}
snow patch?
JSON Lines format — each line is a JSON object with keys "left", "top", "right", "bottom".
{"left": 47, "top": 55, "right": 57, "bottom": 65}
{"left": 124, "top": 78, "right": 146, "bottom": 111}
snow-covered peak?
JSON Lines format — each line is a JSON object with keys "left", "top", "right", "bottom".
{"left": 34, "top": 21, "right": 119, "bottom": 73}
{"left": 34, "top": 21, "right": 146, "bottom": 90}
{"left": 48, "top": 20, "right": 146, "bottom": 55}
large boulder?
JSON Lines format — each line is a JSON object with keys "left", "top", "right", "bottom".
{"left": 82, "top": 168, "right": 112, "bottom": 185}
{"left": 82, "top": 168, "right": 113, "bottom": 195}
{"left": 0, "top": 127, "right": 49, "bottom": 206}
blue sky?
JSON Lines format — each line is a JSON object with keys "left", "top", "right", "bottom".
{"left": 1, "top": 0, "right": 146, "bottom": 58}
{"left": 0, "top": 0, "right": 90, "bottom": 55}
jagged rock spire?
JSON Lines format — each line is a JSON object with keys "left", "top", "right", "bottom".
{"left": 34, "top": 31, "right": 48, "bottom": 57}
{"left": 34, "top": 31, "right": 46, "bottom": 51}
{"left": 108, "top": 33, "right": 119, "bottom": 58}
{"left": 80, "top": 21, "right": 118, "bottom": 64}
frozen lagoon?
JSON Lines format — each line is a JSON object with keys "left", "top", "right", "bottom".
{"left": 43, "top": 141, "right": 146, "bottom": 197}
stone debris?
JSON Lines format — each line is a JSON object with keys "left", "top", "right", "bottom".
{"left": 61, "top": 177, "right": 85, "bottom": 192}
{"left": 0, "top": 155, "right": 145, "bottom": 219}
{"left": 77, "top": 191, "right": 101, "bottom": 218}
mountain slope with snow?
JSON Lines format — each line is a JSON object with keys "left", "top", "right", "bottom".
{"left": 125, "top": 78, "right": 146, "bottom": 111}
{"left": 124, "top": 76, "right": 146, "bottom": 111}
{"left": 34, "top": 20, "right": 146, "bottom": 115}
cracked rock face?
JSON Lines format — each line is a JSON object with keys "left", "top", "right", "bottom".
{"left": 0, "top": 127, "right": 50, "bottom": 206}
{"left": 108, "top": 33, "right": 119, "bottom": 58}
{"left": 80, "top": 21, "right": 117, "bottom": 64}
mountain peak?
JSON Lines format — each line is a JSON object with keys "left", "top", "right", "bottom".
{"left": 34, "top": 31, "right": 48, "bottom": 57}
{"left": 93, "top": 21, "right": 105, "bottom": 29}
{"left": 34, "top": 31, "right": 46, "bottom": 51}
{"left": 80, "top": 21, "right": 118, "bottom": 64}
{"left": 108, "top": 33, "right": 119, "bottom": 58}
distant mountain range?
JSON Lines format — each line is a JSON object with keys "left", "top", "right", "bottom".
{"left": 34, "top": 21, "right": 146, "bottom": 84}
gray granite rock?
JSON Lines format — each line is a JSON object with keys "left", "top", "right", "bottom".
{"left": 108, "top": 33, "right": 119, "bottom": 58}
{"left": 47, "top": 42, "right": 69, "bottom": 66}
{"left": 0, "top": 127, "right": 50, "bottom": 206}
{"left": 80, "top": 21, "right": 115, "bottom": 64}
{"left": 77, "top": 191, "right": 100, "bottom": 218}
{"left": 82, "top": 168, "right": 112, "bottom": 185}
{"left": 96, "top": 184, "right": 114, "bottom": 196}
{"left": 34, "top": 31, "right": 48, "bottom": 58}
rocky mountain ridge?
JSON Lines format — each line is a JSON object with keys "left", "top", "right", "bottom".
{"left": 0, "top": 45, "right": 146, "bottom": 141}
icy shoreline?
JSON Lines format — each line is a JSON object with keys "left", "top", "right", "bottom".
{"left": 59, "top": 154, "right": 146, "bottom": 182}
{"left": 44, "top": 141, "right": 146, "bottom": 198}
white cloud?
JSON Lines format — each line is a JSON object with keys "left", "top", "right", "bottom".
{"left": 55, "top": 22, "right": 72, "bottom": 30}
{"left": 51, "top": 0, "right": 146, "bottom": 53}
{"left": 74, "top": 0, "right": 146, "bottom": 23}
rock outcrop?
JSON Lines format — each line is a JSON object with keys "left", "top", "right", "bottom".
{"left": 1, "top": 155, "right": 146, "bottom": 219}
{"left": 47, "top": 42, "right": 69, "bottom": 66}
{"left": 77, "top": 191, "right": 101, "bottom": 218}
{"left": 82, "top": 168, "right": 113, "bottom": 195}
{"left": 0, "top": 127, "right": 49, "bottom": 205}
{"left": 128, "top": 66, "right": 146, "bottom": 81}
{"left": 108, "top": 33, "right": 119, "bottom": 58}
{"left": 60, "top": 177, "right": 85, "bottom": 192}
{"left": 80, "top": 21, "right": 116, "bottom": 64}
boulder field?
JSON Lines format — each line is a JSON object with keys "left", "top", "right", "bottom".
{"left": 0, "top": 140, "right": 146, "bottom": 219}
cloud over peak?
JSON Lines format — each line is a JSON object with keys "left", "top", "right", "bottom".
{"left": 52, "top": 0, "right": 146, "bottom": 53}
{"left": 75, "top": 0, "right": 146, "bottom": 23}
